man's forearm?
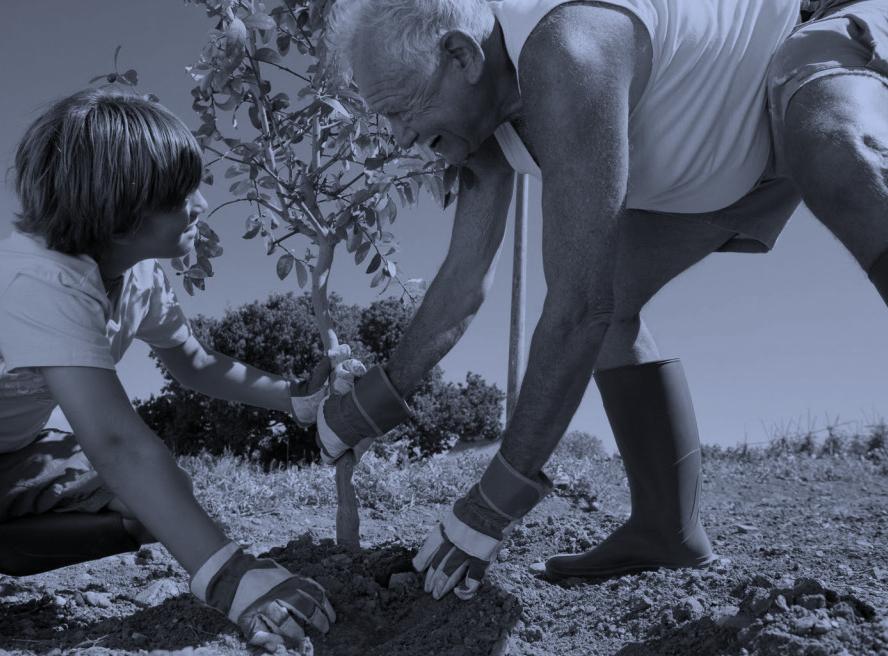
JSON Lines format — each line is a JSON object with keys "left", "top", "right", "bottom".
{"left": 385, "top": 268, "right": 486, "bottom": 395}
{"left": 500, "top": 305, "right": 611, "bottom": 476}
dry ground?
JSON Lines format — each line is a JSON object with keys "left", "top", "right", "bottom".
{"left": 2, "top": 432, "right": 888, "bottom": 655}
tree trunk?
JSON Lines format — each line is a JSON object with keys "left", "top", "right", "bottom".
{"left": 311, "top": 238, "right": 361, "bottom": 549}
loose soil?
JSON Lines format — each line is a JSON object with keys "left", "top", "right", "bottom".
{"left": 2, "top": 453, "right": 887, "bottom": 655}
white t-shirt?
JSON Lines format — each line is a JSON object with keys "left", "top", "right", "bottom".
{"left": 0, "top": 231, "right": 192, "bottom": 453}
{"left": 490, "top": 0, "right": 800, "bottom": 213}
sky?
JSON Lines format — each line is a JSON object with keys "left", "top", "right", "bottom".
{"left": 2, "top": 2, "right": 887, "bottom": 453}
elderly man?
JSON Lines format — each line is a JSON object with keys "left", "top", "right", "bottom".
{"left": 315, "top": 0, "right": 888, "bottom": 601}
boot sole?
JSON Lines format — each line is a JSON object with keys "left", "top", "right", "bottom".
{"left": 544, "top": 552, "right": 719, "bottom": 581}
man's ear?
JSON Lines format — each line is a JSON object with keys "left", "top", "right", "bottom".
{"left": 439, "top": 30, "right": 486, "bottom": 83}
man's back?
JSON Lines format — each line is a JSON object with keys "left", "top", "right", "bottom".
{"left": 491, "top": 0, "right": 800, "bottom": 213}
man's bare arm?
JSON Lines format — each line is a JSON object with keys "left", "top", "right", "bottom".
{"left": 498, "top": 4, "right": 646, "bottom": 475}
{"left": 385, "top": 136, "right": 515, "bottom": 394}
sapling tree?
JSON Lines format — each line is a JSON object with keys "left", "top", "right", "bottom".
{"left": 175, "top": 0, "right": 454, "bottom": 548}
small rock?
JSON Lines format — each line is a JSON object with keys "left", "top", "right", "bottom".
{"left": 674, "top": 596, "right": 704, "bottom": 622}
{"left": 528, "top": 562, "right": 547, "bottom": 575}
{"left": 498, "top": 548, "right": 511, "bottom": 561}
{"left": 791, "top": 615, "right": 817, "bottom": 635}
{"left": 553, "top": 476, "right": 572, "bottom": 489}
{"left": 735, "top": 523, "right": 758, "bottom": 534}
{"left": 772, "top": 594, "right": 790, "bottom": 613}
{"left": 749, "top": 574, "right": 773, "bottom": 589}
{"left": 627, "top": 595, "right": 653, "bottom": 615}
{"left": 812, "top": 619, "right": 832, "bottom": 635}
{"left": 134, "top": 578, "right": 181, "bottom": 607}
{"left": 387, "top": 572, "right": 418, "bottom": 590}
{"left": 135, "top": 546, "right": 155, "bottom": 564}
{"left": 836, "top": 564, "right": 854, "bottom": 576}
{"left": 83, "top": 591, "right": 111, "bottom": 608}
{"left": 131, "top": 632, "right": 149, "bottom": 646}
{"left": 522, "top": 625, "right": 543, "bottom": 642}
{"left": 873, "top": 567, "right": 888, "bottom": 581}
{"left": 52, "top": 595, "right": 67, "bottom": 607}
{"left": 792, "top": 577, "right": 824, "bottom": 597}
{"left": 855, "top": 538, "right": 873, "bottom": 549}
{"left": 798, "top": 594, "right": 826, "bottom": 610}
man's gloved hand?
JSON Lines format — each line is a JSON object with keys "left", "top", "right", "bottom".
{"left": 412, "top": 452, "right": 552, "bottom": 600}
{"left": 191, "top": 542, "right": 335, "bottom": 653}
{"left": 290, "top": 344, "right": 365, "bottom": 428}
{"left": 315, "top": 365, "right": 411, "bottom": 465}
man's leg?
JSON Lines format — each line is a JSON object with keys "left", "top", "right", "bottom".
{"left": 782, "top": 74, "right": 888, "bottom": 293}
{"left": 547, "top": 210, "right": 732, "bottom": 578}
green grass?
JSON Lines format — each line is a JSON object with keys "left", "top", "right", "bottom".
{"left": 179, "top": 421, "right": 887, "bottom": 526}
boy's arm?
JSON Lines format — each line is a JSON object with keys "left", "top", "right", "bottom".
{"left": 40, "top": 364, "right": 228, "bottom": 575}
{"left": 154, "top": 335, "right": 300, "bottom": 413}
{"left": 41, "top": 364, "right": 337, "bottom": 649}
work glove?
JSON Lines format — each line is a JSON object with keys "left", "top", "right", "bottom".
{"left": 290, "top": 344, "right": 365, "bottom": 428}
{"left": 191, "top": 542, "right": 335, "bottom": 653}
{"left": 413, "top": 452, "right": 552, "bottom": 600}
{"left": 315, "top": 364, "right": 411, "bottom": 465}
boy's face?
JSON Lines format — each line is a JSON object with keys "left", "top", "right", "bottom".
{"left": 124, "top": 189, "right": 208, "bottom": 260}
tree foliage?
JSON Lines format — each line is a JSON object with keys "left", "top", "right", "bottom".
{"left": 176, "top": 0, "right": 458, "bottom": 300}
{"left": 135, "top": 294, "right": 504, "bottom": 465}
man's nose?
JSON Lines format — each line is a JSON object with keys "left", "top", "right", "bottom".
{"left": 390, "top": 118, "right": 418, "bottom": 149}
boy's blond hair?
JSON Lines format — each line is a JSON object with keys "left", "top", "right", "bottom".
{"left": 13, "top": 88, "right": 203, "bottom": 258}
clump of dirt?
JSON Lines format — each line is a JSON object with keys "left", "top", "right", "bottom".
{"left": 622, "top": 575, "right": 886, "bottom": 655}
{"left": 266, "top": 533, "right": 521, "bottom": 656}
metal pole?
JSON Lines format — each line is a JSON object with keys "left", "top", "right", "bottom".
{"left": 507, "top": 174, "right": 529, "bottom": 422}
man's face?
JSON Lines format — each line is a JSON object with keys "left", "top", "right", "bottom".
{"left": 353, "top": 38, "right": 486, "bottom": 166}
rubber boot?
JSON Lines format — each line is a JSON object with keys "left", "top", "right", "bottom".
{"left": 546, "top": 359, "right": 716, "bottom": 579}
{"left": 868, "top": 249, "right": 888, "bottom": 307}
{"left": 0, "top": 512, "right": 142, "bottom": 576}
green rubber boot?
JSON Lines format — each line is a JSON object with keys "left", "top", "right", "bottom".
{"left": 0, "top": 512, "right": 143, "bottom": 576}
{"left": 546, "top": 359, "right": 716, "bottom": 579}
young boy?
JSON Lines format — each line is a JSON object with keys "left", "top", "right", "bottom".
{"left": 0, "top": 88, "right": 353, "bottom": 651}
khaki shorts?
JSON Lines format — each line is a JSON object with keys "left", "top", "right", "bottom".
{"left": 0, "top": 430, "right": 114, "bottom": 522}
{"left": 768, "top": 0, "right": 888, "bottom": 177}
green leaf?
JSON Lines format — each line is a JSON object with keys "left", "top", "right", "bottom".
{"left": 197, "top": 256, "right": 214, "bottom": 277}
{"left": 364, "top": 156, "right": 384, "bottom": 170}
{"left": 276, "top": 33, "right": 291, "bottom": 56}
{"left": 386, "top": 261, "right": 397, "bottom": 277}
{"left": 321, "top": 97, "right": 351, "bottom": 119}
{"left": 370, "top": 266, "right": 385, "bottom": 288}
{"left": 444, "top": 165, "right": 459, "bottom": 192}
{"left": 355, "top": 242, "right": 371, "bottom": 265}
{"left": 183, "top": 276, "right": 195, "bottom": 296}
{"left": 244, "top": 13, "right": 276, "bottom": 30}
{"left": 255, "top": 47, "right": 282, "bottom": 64}
{"left": 366, "top": 253, "right": 382, "bottom": 274}
{"left": 294, "top": 260, "right": 308, "bottom": 288}
{"left": 187, "top": 267, "right": 207, "bottom": 279}
{"left": 171, "top": 257, "right": 185, "bottom": 272}
{"left": 276, "top": 253, "right": 294, "bottom": 280}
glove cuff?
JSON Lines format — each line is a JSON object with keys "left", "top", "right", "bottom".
{"left": 478, "top": 452, "right": 552, "bottom": 520}
{"left": 325, "top": 365, "right": 411, "bottom": 445}
{"left": 190, "top": 542, "right": 292, "bottom": 623}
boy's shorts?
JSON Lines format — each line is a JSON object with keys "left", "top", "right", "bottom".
{"left": 768, "top": 0, "right": 888, "bottom": 177}
{"left": 0, "top": 430, "right": 115, "bottom": 522}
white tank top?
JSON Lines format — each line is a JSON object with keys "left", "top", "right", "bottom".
{"left": 491, "top": 0, "right": 799, "bottom": 213}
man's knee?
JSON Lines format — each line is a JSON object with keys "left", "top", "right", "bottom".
{"left": 784, "top": 78, "right": 888, "bottom": 213}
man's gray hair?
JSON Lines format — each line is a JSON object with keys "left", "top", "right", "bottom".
{"left": 326, "top": 0, "right": 495, "bottom": 81}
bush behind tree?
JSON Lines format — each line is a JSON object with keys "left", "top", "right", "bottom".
{"left": 135, "top": 293, "right": 504, "bottom": 465}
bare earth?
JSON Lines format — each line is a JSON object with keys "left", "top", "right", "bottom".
{"left": 2, "top": 451, "right": 887, "bottom": 655}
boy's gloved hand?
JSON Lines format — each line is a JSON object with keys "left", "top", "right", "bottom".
{"left": 290, "top": 344, "right": 365, "bottom": 428}
{"left": 315, "top": 365, "right": 411, "bottom": 465}
{"left": 413, "top": 452, "right": 552, "bottom": 600}
{"left": 191, "top": 542, "right": 335, "bottom": 653}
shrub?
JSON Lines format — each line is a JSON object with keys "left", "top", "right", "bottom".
{"left": 135, "top": 292, "right": 503, "bottom": 465}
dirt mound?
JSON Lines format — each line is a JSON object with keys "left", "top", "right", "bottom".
{"left": 620, "top": 575, "right": 887, "bottom": 656}
{"left": 266, "top": 533, "right": 521, "bottom": 656}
